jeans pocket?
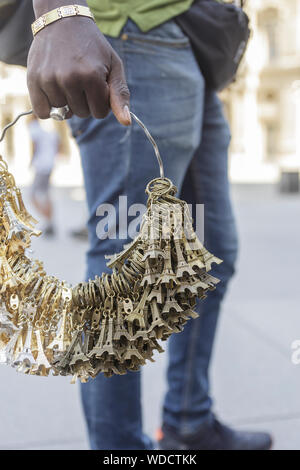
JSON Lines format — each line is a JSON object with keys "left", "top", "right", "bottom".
{"left": 125, "top": 32, "right": 190, "bottom": 49}
{"left": 123, "top": 20, "right": 190, "bottom": 50}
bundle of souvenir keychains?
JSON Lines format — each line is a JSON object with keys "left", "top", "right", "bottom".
{"left": 0, "top": 111, "right": 222, "bottom": 383}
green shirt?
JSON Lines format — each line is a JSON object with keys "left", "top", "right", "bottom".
{"left": 87, "top": 0, "right": 194, "bottom": 38}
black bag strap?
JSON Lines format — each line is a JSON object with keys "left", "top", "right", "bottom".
{"left": 0, "top": 0, "right": 34, "bottom": 67}
{"left": 0, "top": 0, "right": 18, "bottom": 28}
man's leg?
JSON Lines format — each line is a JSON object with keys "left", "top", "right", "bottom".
{"left": 162, "top": 90, "right": 238, "bottom": 434}
{"left": 159, "top": 91, "right": 271, "bottom": 450}
{"left": 69, "top": 19, "right": 205, "bottom": 450}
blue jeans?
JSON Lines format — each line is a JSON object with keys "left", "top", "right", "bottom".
{"left": 69, "top": 19, "right": 238, "bottom": 450}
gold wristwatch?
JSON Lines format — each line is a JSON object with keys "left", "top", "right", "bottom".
{"left": 31, "top": 4, "right": 95, "bottom": 37}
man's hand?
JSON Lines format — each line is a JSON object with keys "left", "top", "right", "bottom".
{"left": 27, "top": 0, "right": 131, "bottom": 125}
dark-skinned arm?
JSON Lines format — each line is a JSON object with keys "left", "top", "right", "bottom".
{"left": 27, "top": 0, "right": 131, "bottom": 125}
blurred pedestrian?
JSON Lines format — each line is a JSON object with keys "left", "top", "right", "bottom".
{"left": 28, "top": 114, "right": 59, "bottom": 236}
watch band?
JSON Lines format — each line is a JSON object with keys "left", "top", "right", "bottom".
{"left": 31, "top": 4, "right": 95, "bottom": 37}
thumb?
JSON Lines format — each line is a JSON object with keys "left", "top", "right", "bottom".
{"left": 108, "top": 54, "right": 131, "bottom": 126}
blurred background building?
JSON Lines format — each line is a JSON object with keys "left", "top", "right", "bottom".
{"left": 0, "top": 62, "right": 82, "bottom": 187}
{"left": 223, "top": 0, "right": 300, "bottom": 183}
{"left": 1, "top": 0, "right": 300, "bottom": 185}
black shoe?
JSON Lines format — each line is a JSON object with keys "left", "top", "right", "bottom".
{"left": 157, "top": 419, "right": 272, "bottom": 450}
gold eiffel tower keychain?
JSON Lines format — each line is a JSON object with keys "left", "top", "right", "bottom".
{"left": 0, "top": 108, "right": 222, "bottom": 382}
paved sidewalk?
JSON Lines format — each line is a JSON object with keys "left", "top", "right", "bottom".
{"left": 0, "top": 184, "right": 298, "bottom": 450}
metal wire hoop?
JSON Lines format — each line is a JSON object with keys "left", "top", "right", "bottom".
{"left": 0, "top": 110, "right": 33, "bottom": 143}
{"left": 129, "top": 111, "right": 165, "bottom": 178}
{"left": 0, "top": 109, "right": 165, "bottom": 179}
